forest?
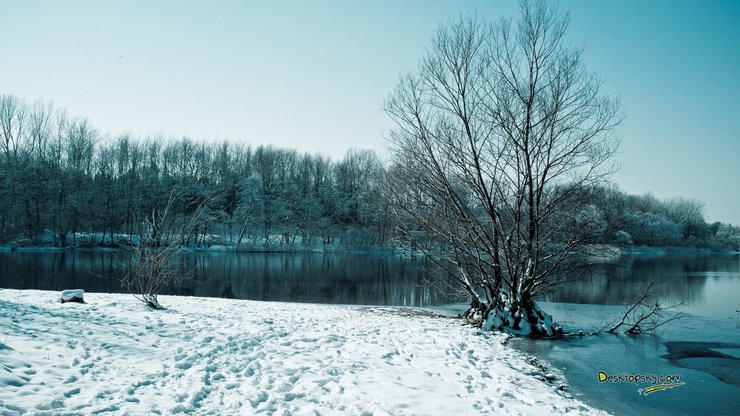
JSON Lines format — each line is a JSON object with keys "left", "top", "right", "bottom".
{"left": 1, "top": 94, "right": 738, "bottom": 251}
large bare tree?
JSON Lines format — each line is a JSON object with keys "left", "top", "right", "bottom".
{"left": 385, "top": 1, "right": 622, "bottom": 336}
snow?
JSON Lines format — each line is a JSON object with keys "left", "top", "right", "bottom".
{"left": 482, "top": 299, "right": 560, "bottom": 337}
{"left": 0, "top": 289, "right": 607, "bottom": 415}
{"left": 61, "top": 289, "right": 85, "bottom": 303}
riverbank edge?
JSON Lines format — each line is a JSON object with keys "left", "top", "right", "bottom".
{"left": 3, "top": 243, "right": 738, "bottom": 257}
{"left": 0, "top": 244, "right": 422, "bottom": 256}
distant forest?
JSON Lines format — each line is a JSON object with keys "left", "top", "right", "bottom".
{"left": 1, "top": 94, "right": 738, "bottom": 251}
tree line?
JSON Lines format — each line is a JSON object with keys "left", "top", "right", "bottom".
{"left": 586, "top": 185, "right": 739, "bottom": 250}
{"left": 0, "top": 94, "right": 388, "bottom": 248}
{"left": 0, "top": 93, "right": 737, "bottom": 251}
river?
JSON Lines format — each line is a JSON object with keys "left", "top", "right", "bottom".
{"left": 1, "top": 249, "right": 737, "bottom": 415}
{"left": 0, "top": 249, "right": 459, "bottom": 306}
{"left": 513, "top": 253, "right": 740, "bottom": 416}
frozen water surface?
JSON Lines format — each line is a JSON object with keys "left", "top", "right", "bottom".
{"left": 511, "top": 254, "right": 740, "bottom": 416}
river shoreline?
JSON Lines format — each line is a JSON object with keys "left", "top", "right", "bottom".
{"left": 2, "top": 243, "right": 738, "bottom": 256}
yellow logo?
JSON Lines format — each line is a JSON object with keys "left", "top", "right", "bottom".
{"left": 638, "top": 383, "right": 685, "bottom": 396}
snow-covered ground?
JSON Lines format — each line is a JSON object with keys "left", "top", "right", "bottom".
{"left": 0, "top": 290, "right": 606, "bottom": 415}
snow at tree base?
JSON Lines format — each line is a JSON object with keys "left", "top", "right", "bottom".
{"left": 0, "top": 290, "right": 605, "bottom": 415}
{"left": 481, "top": 300, "right": 559, "bottom": 337}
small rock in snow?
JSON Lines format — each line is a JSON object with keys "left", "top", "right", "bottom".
{"left": 544, "top": 373, "right": 556, "bottom": 381}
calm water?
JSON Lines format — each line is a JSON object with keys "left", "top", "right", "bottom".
{"left": 0, "top": 250, "right": 459, "bottom": 306}
{"left": 515, "top": 253, "right": 740, "bottom": 416}
{"left": 540, "top": 253, "right": 740, "bottom": 319}
{"left": 1, "top": 250, "right": 738, "bottom": 414}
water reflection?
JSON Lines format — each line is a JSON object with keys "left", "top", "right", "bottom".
{"left": 540, "top": 254, "right": 740, "bottom": 317}
{"left": 1, "top": 251, "right": 738, "bottom": 312}
{"left": 0, "top": 250, "right": 460, "bottom": 307}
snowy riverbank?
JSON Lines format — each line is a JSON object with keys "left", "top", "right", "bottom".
{"left": 0, "top": 290, "right": 605, "bottom": 415}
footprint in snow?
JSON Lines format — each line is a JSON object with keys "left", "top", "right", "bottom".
{"left": 63, "top": 387, "right": 80, "bottom": 398}
{"left": 248, "top": 391, "right": 269, "bottom": 408}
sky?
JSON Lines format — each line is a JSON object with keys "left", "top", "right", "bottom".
{"left": 1, "top": 0, "right": 738, "bottom": 224}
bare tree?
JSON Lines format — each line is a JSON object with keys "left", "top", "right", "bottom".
{"left": 28, "top": 100, "right": 54, "bottom": 162}
{"left": 122, "top": 191, "right": 215, "bottom": 309}
{"left": 385, "top": 1, "right": 622, "bottom": 336}
{"left": 600, "top": 282, "right": 686, "bottom": 335}
{"left": 0, "top": 94, "right": 27, "bottom": 163}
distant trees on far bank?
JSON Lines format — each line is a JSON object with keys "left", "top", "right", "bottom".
{"left": 0, "top": 93, "right": 738, "bottom": 251}
{"left": 0, "top": 94, "right": 388, "bottom": 249}
{"left": 587, "top": 185, "right": 739, "bottom": 251}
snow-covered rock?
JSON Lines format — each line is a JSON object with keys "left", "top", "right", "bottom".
{"left": 60, "top": 289, "right": 85, "bottom": 303}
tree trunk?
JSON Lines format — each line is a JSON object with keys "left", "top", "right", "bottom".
{"left": 465, "top": 289, "right": 561, "bottom": 338}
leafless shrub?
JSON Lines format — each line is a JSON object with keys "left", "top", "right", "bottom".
{"left": 600, "top": 281, "right": 687, "bottom": 335}
{"left": 121, "top": 191, "right": 216, "bottom": 309}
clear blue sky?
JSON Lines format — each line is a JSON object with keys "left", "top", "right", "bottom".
{"left": 1, "top": 1, "right": 738, "bottom": 224}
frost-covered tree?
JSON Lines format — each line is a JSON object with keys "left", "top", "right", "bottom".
{"left": 385, "top": 1, "right": 622, "bottom": 336}
{"left": 335, "top": 149, "right": 386, "bottom": 246}
{"left": 665, "top": 197, "right": 708, "bottom": 244}
{"left": 0, "top": 94, "right": 27, "bottom": 163}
